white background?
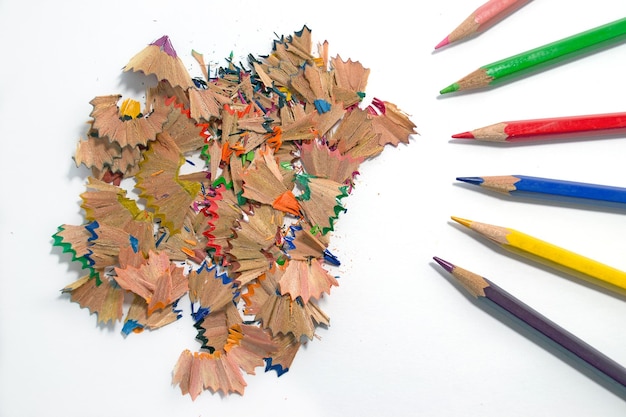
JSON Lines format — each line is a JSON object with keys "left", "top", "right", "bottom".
{"left": 2, "top": 0, "right": 626, "bottom": 416}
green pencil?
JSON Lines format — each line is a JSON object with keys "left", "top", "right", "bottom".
{"left": 440, "top": 17, "right": 626, "bottom": 94}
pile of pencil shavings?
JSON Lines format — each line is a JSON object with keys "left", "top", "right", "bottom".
{"left": 52, "top": 27, "right": 416, "bottom": 399}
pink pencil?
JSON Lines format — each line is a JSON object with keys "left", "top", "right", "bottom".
{"left": 435, "top": 0, "right": 531, "bottom": 49}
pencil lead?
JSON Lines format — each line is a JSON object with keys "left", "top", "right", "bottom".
{"left": 434, "top": 37, "right": 450, "bottom": 50}
{"left": 451, "top": 131, "right": 474, "bottom": 139}
{"left": 439, "top": 83, "right": 459, "bottom": 95}
{"left": 456, "top": 177, "right": 483, "bottom": 185}
{"left": 433, "top": 256, "right": 454, "bottom": 273}
{"left": 450, "top": 216, "right": 472, "bottom": 228}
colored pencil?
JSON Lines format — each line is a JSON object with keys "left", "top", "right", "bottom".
{"left": 439, "top": 17, "right": 626, "bottom": 94}
{"left": 452, "top": 112, "right": 626, "bottom": 142}
{"left": 435, "top": 0, "right": 531, "bottom": 49}
{"left": 456, "top": 175, "right": 626, "bottom": 205}
{"left": 450, "top": 216, "right": 626, "bottom": 295}
{"left": 433, "top": 257, "right": 626, "bottom": 388}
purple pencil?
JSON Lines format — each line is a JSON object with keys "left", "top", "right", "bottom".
{"left": 433, "top": 256, "right": 626, "bottom": 388}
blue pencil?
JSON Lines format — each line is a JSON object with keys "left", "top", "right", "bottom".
{"left": 457, "top": 175, "right": 626, "bottom": 205}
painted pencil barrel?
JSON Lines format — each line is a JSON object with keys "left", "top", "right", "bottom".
{"left": 504, "top": 229, "right": 626, "bottom": 292}
{"left": 500, "top": 175, "right": 626, "bottom": 203}
{"left": 513, "top": 176, "right": 626, "bottom": 204}
{"left": 505, "top": 113, "right": 626, "bottom": 139}
{"left": 474, "top": 0, "right": 524, "bottom": 24}
{"left": 484, "top": 280, "right": 626, "bottom": 387}
{"left": 485, "top": 17, "right": 626, "bottom": 83}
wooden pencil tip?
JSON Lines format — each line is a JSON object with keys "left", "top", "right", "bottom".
{"left": 433, "top": 256, "right": 455, "bottom": 273}
{"left": 439, "top": 83, "right": 459, "bottom": 95}
{"left": 456, "top": 176, "right": 484, "bottom": 186}
{"left": 451, "top": 216, "right": 472, "bottom": 228}
{"left": 451, "top": 131, "right": 474, "bottom": 139}
{"left": 434, "top": 37, "right": 450, "bottom": 50}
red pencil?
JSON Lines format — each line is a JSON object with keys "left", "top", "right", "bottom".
{"left": 435, "top": 0, "right": 531, "bottom": 49}
{"left": 452, "top": 112, "right": 626, "bottom": 142}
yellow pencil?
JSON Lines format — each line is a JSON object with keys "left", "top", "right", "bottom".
{"left": 451, "top": 216, "right": 626, "bottom": 295}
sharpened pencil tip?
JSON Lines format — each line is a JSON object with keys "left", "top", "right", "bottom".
{"left": 451, "top": 131, "right": 474, "bottom": 139}
{"left": 456, "top": 176, "right": 484, "bottom": 185}
{"left": 434, "top": 37, "right": 449, "bottom": 50}
{"left": 433, "top": 256, "right": 455, "bottom": 273}
{"left": 451, "top": 216, "right": 472, "bottom": 228}
{"left": 439, "top": 83, "right": 459, "bottom": 95}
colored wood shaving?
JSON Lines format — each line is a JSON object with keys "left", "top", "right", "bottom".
{"left": 53, "top": 26, "right": 417, "bottom": 398}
